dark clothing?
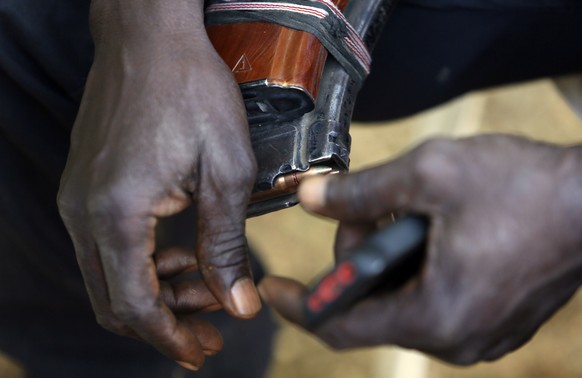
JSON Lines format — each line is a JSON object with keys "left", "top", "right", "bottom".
{"left": 354, "top": 1, "right": 582, "bottom": 121}
{"left": 0, "top": 0, "right": 581, "bottom": 377}
{"left": 407, "top": 0, "right": 582, "bottom": 9}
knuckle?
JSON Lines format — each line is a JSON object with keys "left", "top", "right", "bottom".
{"left": 202, "top": 154, "right": 256, "bottom": 209}
{"left": 85, "top": 188, "right": 139, "bottom": 220}
{"left": 200, "top": 228, "right": 248, "bottom": 268}
{"left": 56, "top": 188, "right": 69, "bottom": 211}
{"left": 222, "top": 155, "right": 257, "bottom": 191}
{"left": 413, "top": 138, "right": 456, "bottom": 180}
{"left": 109, "top": 299, "right": 153, "bottom": 326}
{"left": 411, "top": 138, "right": 462, "bottom": 196}
{"left": 56, "top": 187, "right": 81, "bottom": 218}
{"left": 95, "top": 312, "right": 127, "bottom": 334}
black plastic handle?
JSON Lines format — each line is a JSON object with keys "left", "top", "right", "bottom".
{"left": 303, "top": 215, "right": 429, "bottom": 329}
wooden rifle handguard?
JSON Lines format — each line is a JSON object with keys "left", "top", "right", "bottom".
{"left": 206, "top": 0, "right": 399, "bottom": 216}
{"left": 206, "top": 0, "right": 348, "bottom": 124}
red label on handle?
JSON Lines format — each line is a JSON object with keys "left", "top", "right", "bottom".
{"left": 306, "top": 261, "right": 357, "bottom": 313}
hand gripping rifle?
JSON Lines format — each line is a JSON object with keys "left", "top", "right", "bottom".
{"left": 206, "top": 0, "right": 399, "bottom": 217}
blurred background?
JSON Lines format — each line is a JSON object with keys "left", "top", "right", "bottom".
{"left": 247, "top": 77, "right": 582, "bottom": 378}
{"left": 1, "top": 77, "right": 581, "bottom": 377}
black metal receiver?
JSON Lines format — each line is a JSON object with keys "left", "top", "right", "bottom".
{"left": 246, "top": 0, "right": 399, "bottom": 217}
{"left": 242, "top": 81, "right": 316, "bottom": 126}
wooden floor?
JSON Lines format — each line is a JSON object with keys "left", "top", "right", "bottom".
{"left": 247, "top": 78, "right": 582, "bottom": 378}
{"left": 2, "top": 78, "right": 581, "bottom": 377}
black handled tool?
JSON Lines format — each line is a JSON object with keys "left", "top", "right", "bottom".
{"left": 303, "top": 215, "right": 429, "bottom": 329}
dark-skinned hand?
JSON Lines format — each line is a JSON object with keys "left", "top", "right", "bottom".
{"left": 259, "top": 134, "right": 582, "bottom": 365}
{"left": 57, "top": 0, "right": 259, "bottom": 370}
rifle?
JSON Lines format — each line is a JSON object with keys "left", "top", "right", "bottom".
{"left": 206, "top": 0, "right": 399, "bottom": 217}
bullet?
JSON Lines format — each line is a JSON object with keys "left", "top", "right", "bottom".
{"left": 251, "top": 165, "right": 341, "bottom": 203}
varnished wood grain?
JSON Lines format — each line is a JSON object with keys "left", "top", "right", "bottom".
{"left": 207, "top": 0, "right": 348, "bottom": 99}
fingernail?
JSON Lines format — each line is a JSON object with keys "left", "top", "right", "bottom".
{"left": 176, "top": 361, "right": 199, "bottom": 371}
{"left": 230, "top": 277, "right": 261, "bottom": 318}
{"left": 298, "top": 176, "right": 329, "bottom": 211}
{"left": 204, "top": 349, "right": 218, "bottom": 356}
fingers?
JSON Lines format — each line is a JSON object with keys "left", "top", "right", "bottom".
{"left": 174, "top": 318, "right": 224, "bottom": 370}
{"left": 177, "top": 316, "right": 224, "bottom": 355}
{"left": 299, "top": 138, "right": 461, "bottom": 222}
{"left": 57, "top": 193, "right": 138, "bottom": 337}
{"left": 298, "top": 159, "right": 414, "bottom": 221}
{"left": 66, "top": 207, "right": 237, "bottom": 369}
{"left": 310, "top": 293, "right": 410, "bottom": 349}
{"left": 90, "top": 211, "right": 217, "bottom": 368}
{"left": 160, "top": 280, "right": 221, "bottom": 313}
{"left": 258, "top": 275, "right": 425, "bottom": 351}
{"left": 155, "top": 247, "right": 198, "bottom": 279}
{"left": 257, "top": 276, "right": 308, "bottom": 326}
{"left": 154, "top": 247, "right": 221, "bottom": 313}
{"left": 160, "top": 281, "right": 222, "bottom": 313}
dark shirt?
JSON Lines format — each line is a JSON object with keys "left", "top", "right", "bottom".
{"left": 0, "top": 0, "right": 92, "bottom": 308}
{"left": 405, "top": 0, "right": 582, "bottom": 8}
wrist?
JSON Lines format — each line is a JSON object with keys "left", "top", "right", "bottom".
{"left": 89, "top": 0, "right": 207, "bottom": 51}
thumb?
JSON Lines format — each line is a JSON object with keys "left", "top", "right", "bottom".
{"left": 258, "top": 276, "right": 307, "bottom": 326}
{"left": 196, "top": 169, "right": 261, "bottom": 319}
{"left": 196, "top": 207, "right": 260, "bottom": 319}
{"left": 298, "top": 161, "right": 414, "bottom": 223}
